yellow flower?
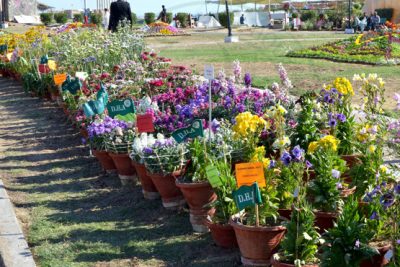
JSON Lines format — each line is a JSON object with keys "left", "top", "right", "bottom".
{"left": 250, "top": 146, "right": 270, "bottom": 169}
{"left": 277, "top": 104, "right": 287, "bottom": 115}
{"left": 319, "top": 135, "right": 339, "bottom": 151}
{"left": 380, "top": 165, "right": 387, "bottom": 174}
{"left": 308, "top": 141, "right": 318, "bottom": 154}
{"left": 233, "top": 112, "right": 268, "bottom": 138}
{"left": 333, "top": 77, "right": 354, "bottom": 96}
{"left": 368, "top": 145, "right": 376, "bottom": 153}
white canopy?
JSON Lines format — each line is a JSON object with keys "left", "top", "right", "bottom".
{"left": 197, "top": 15, "right": 222, "bottom": 28}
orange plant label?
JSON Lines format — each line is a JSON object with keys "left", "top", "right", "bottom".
{"left": 235, "top": 162, "right": 265, "bottom": 188}
{"left": 54, "top": 73, "right": 67, "bottom": 85}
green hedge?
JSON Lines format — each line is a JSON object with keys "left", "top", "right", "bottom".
{"left": 40, "top": 13, "right": 53, "bottom": 25}
{"left": 54, "top": 12, "right": 68, "bottom": 24}
{"left": 376, "top": 8, "right": 394, "bottom": 21}
{"left": 218, "top": 12, "right": 234, "bottom": 28}
{"left": 131, "top": 12, "right": 137, "bottom": 24}
{"left": 74, "top": 13, "right": 83, "bottom": 22}
{"left": 300, "top": 10, "right": 318, "bottom": 22}
{"left": 90, "top": 13, "right": 102, "bottom": 26}
{"left": 144, "top": 12, "right": 155, "bottom": 24}
{"left": 166, "top": 12, "right": 173, "bottom": 24}
{"left": 176, "top": 13, "right": 188, "bottom": 27}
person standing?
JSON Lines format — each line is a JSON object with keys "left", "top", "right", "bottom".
{"left": 103, "top": 8, "right": 110, "bottom": 29}
{"left": 240, "top": 14, "right": 245, "bottom": 25}
{"left": 157, "top": 5, "right": 167, "bottom": 23}
{"left": 108, "top": 0, "right": 133, "bottom": 32}
{"left": 371, "top": 11, "right": 381, "bottom": 31}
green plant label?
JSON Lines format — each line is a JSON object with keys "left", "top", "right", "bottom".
{"left": 172, "top": 119, "right": 203, "bottom": 143}
{"left": 106, "top": 99, "right": 135, "bottom": 118}
{"left": 61, "top": 75, "right": 82, "bottom": 95}
{"left": 40, "top": 55, "right": 48, "bottom": 64}
{"left": 232, "top": 183, "right": 262, "bottom": 211}
{"left": 83, "top": 84, "right": 108, "bottom": 117}
{"left": 0, "top": 44, "right": 7, "bottom": 53}
{"left": 205, "top": 165, "right": 222, "bottom": 188}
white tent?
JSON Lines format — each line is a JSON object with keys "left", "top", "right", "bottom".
{"left": 233, "top": 12, "right": 285, "bottom": 27}
{"left": 197, "top": 15, "right": 222, "bottom": 28}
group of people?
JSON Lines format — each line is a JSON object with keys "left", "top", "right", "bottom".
{"left": 355, "top": 11, "right": 382, "bottom": 32}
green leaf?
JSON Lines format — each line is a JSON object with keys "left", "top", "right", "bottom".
{"left": 303, "top": 232, "right": 313, "bottom": 240}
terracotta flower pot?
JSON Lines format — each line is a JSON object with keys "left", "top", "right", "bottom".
{"left": 314, "top": 211, "right": 337, "bottom": 233}
{"left": 147, "top": 172, "right": 185, "bottom": 209}
{"left": 278, "top": 209, "right": 292, "bottom": 220}
{"left": 270, "top": 255, "right": 318, "bottom": 267}
{"left": 360, "top": 244, "right": 391, "bottom": 267}
{"left": 208, "top": 222, "right": 238, "bottom": 248}
{"left": 92, "top": 149, "right": 116, "bottom": 173}
{"left": 341, "top": 154, "right": 361, "bottom": 169}
{"left": 176, "top": 180, "right": 217, "bottom": 233}
{"left": 108, "top": 152, "right": 137, "bottom": 186}
{"left": 230, "top": 217, "right": 286, "bottom": 266}
{"left": 131, "top": 161, "right": 159, "bottom": 200}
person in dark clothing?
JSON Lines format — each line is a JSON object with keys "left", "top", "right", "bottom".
{"left": 240, "top": 14, "right": 245, "bottom": 25}
{"left": 157, "top": 5, "right": 167, "bottom": 23}
{"left": 108, "top": 0, "right": 133, "bottom": 32}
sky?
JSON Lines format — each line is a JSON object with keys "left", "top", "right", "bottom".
{"left": 40, "top": 0, "right": 258, "bottom": 18}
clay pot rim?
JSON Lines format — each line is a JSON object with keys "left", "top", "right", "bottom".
{"left": 229, "top": 217, "right": 286, "bottom": 232}
{"left": 108, "top": 152, "right": 130, "bottom": 157}
{"left": 175, "top": 179, "right": 212, "bottom": 188}
{"left": 207, "top": 221, "right": 231, "bottom": 228}
{"left": 270, "top": 254, "right": 319, "bottom": 267}
{"left": 314, "top": 210, "right": 338, "bottom": 217}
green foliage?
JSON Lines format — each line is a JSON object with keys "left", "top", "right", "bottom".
{"left": 300, "top": 10, "right": 318, "bottom": 22}
{"left": 144, "top": 12, "right": 155, "bottom": 24}
{"left": 376, "top": 8, "right": 394, "bottom": 21}
{"left": 276, "top": 162, "right": 304, "bottom": 209}
{"left": 279, "top": 201, "right": 320, "bottom": 265}
{"left": 291, "top": 13, "right": 298, "bottom": 19}
{"left": 245, "top": 186, "right": 280, "bottom": 226}
{"left": 176, "top": 13, "right": 188, "bottom": 28}
{"left": 73, "top": 13, "right": 83, "bottom": 22}
{"left": 320, "top": 197, "right": 379, "bottom": 267}
{"left": 187, "top": 138, "right": 210, "bottom": 182}
{"left": 40, "top": 13, "right": 53, "bottom": 25}
{"left": 292, "top": 93, "right": 319, "bottom": 150}
{"left": 208, "top": 160, "right": 238, "bottom": 223}
{"left": 131, "top": 12, "right": 137, "bottom": 24}
{"left": 218, "top": 12, "right": 234, "bottom": 28}
{"left": 90, "top": 13, "right": 102, "bottom": 26}
{"left": 54, "top": 12, "right": 68, "bottom": 24}
{"left": 166, "top": 13, "right": 173, "bottom": 24}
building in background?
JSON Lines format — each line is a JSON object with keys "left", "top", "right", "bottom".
{"left": 0, "top": 0, "right": 38, "bottom": 21}
{"left": 364, "top": 0, "right": 400, "bottom": 23}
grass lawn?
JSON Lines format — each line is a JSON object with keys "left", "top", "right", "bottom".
{"left": 147, "top": 29, "right": 400, "bottom": 110}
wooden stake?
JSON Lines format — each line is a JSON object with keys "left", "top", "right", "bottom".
{"left": 255, "top": 204, "right": 259, "bottom": 227}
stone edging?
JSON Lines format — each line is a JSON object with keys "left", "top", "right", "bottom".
{"left": 0, "top": 179, "right": 35, "bottom": 267}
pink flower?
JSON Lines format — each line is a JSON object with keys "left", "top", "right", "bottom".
{"left": 394, "top": 93, "right": 400, "bottom": 110}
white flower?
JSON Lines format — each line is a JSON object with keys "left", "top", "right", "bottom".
{"left": 115, "top": 126, "right": 123, "bottom": 136}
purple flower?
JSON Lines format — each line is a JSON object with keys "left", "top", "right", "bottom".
{"left": 336, "top": 113, "right": 346, "bottom": 123}
{"left": 394, "top": 184, "right": 400, "bottom": 195}
{"left": 306, "top": 160, "right": 313, "bottom": 169}
{"left": 355, "top": 239, "right": 360, "bottom": 248}
{"left": 397, "top": 239, "right": 400, "bottom": 245}
{"left": 81, "top": 137, "right": 87, "bottom": 145}
{"left": 280, "top": 151, "right": 292, "bottom": 166}
{"left": 336, "top": 182, "right": 343, "bottom": 189}
{"left": 269, "top": 160, "right": 276, "bottom": 169}
{"left": 370, "top": 211, "right": 379, "bottom": 220}
{"left": 211, "top": 119, "right": 220, "bottom": 133}
{"left": 323, "top": 94, "right": 331, "bottom": 103}
{"left": 244, "top": 73, "right": 252, "bottom": 87}
{"left": 329, "top": 118, "right": 337, "bottom": 127}
{"left": 331, "top": 169, "right": 341, "bottom": 179}
{"left": 143, "top": 147, "right": 153, "bottom": 154}
{"left": 380, "top": 193, "right": 395, "bottom": 209}
{"left": 291, "top": 145, "right": 304, "bottom": 161}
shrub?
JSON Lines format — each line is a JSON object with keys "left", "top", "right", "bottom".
{"left": 54, "top": 12, "right": 68, "bottom": 24}
{"left": 291, "top": 13, "right": 298, "bottom": 19}
{"left": 144, "top": 12, "right": 155, "bottom": 24}
{"left": 300, "top": 10, "right": 317, "bottom": 22}
{"left": 73, "top": 13, "right": 83, "bottom": 22}
{"left": 302, "top": 19, "right": 315, "bottom": 30}
{"left": 131, "top": 12, "right": 137, "bottom": 24}
{"left": 90, "top": 13, "right": 102, "bottom": 26}
{"left": 166, "top": 12, "right": 173, "bottom": 23}
{"left": 176, "top": 13, "right": 188, "bottom": 27}
{"left": 218, "top": 12, "right": 234, "bottom": 28}
{"left": 376, "top": 8, "right": 394, "bottom": 21}
{"left": 40, "top": 13, "right": 53, "bottom": 25}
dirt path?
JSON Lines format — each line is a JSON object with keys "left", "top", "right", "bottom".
{"left": 0, "top": 78, "right": 239, "bottom": 266}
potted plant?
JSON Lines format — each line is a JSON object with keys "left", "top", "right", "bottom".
{"left": 175, "top": 137, "right": 217, "bottom": 233}
{"left": 207, "top": 159, "right": 238, "bottom": 248}
{"left": 87, "top": 116, "right": 117, "bottom": 173}
{"left": 361, "top": 181, "right": 400, "bottom": 266}
{"left": 272, "top": 200, "right": 320, "bottom": 267}
{"left": 105, "top": 119, "right": 136, "bottom": 185}
{"left": 306, "top": 135, "right": 348, "bottom": 232}
{"left": 142, "top": 136, "right": 188, "bottom": 209}
{"left": 320, "top": 197, "right": 379, "bottom": 267}
{"left": 229, "top": 112, "right": 286, "bottom": 266}
{"left": 130, "top": 133, "right": 159, "bottom": 200}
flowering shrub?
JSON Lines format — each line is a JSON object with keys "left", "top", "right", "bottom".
{"left": 87, "top": 116, "right": 128, "bottom": 151}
